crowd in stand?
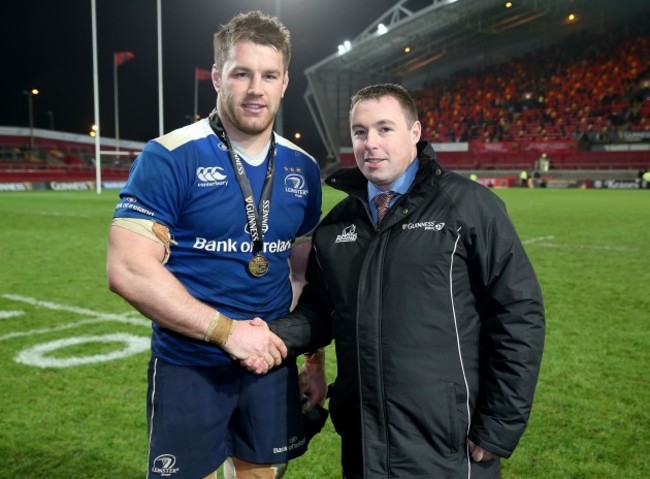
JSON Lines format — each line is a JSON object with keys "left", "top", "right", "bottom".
{"left": 415, "top": 19, "right": 650, "bottom": 144}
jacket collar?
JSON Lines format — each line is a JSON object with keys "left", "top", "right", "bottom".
{"left": 324, "top": 141, "right": 444, "bottom": 200}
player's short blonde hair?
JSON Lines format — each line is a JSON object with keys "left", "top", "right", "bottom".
{"left": 213, "top": 10, "right": 291, "bottom": 72}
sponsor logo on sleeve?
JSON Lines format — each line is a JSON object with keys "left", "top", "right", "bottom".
{"left": 115, "top": 197, "right": 155, "bottom": 217}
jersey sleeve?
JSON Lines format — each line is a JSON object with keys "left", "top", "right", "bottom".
{"left": 113, "top": 140, "right": 189, "bottom": 228}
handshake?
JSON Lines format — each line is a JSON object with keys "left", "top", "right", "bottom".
{"left": 221, "top": 317, "right": 288, "bottom": 374}
{"left": 217, "top": 316, "right": 328, "bottom": 412}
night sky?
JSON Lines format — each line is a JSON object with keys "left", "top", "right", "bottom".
{"left": 3, "top": 0, "right": 399, "bottom": 160}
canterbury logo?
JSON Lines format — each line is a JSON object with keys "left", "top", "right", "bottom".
{"left": 197, "top": 167, "right": 227, "bottom": 182}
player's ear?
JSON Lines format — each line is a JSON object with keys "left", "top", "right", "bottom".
{"left": 212, "top": 64, "right": 221, "bottom": 92}
{"left": 281, "top": 72, "right": 289, "bottom": 98}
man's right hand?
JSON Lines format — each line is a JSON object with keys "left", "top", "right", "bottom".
{"left": 300, "top": 349, "right": 327, "bottom": 409}
{"left": 224, "top": 318, "right": 287, "bottom": 374}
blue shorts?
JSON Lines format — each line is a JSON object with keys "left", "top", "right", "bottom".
{"left": 146, "top": 355, "right": 307, "bottom": 479}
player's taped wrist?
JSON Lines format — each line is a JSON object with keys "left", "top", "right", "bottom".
{"left": 204, "top": 311, "right": 236, "bottom": 347}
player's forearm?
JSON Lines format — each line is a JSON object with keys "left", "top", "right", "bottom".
{"left": 107, "top": 225, "right": 215, "bottom": 341}
{"left": 109, "top": 252, "right": 215, "bottom": 340}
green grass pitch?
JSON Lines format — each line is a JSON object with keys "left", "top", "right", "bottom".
{"left": 0, "top": 186, "right": 649, "bottom": 478}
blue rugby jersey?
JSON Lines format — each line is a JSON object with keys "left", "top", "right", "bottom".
{"left": 113, "top": 119, "right": 322, "bottom": 365}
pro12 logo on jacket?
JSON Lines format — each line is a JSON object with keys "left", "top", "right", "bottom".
{"left": 335, "top": 224, "right": 358, "bottom": 243}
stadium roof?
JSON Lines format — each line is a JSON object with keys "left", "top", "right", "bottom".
{"left": 304, "top": 0, "right": 649, "bottom": 161}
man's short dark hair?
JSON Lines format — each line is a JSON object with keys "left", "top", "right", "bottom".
{"left": 350, "top": 83, "right": 418, "bottom": 125}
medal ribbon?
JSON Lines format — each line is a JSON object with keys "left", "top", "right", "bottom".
{"left": 209, "top": 113, "right": 275, "bottom": 256}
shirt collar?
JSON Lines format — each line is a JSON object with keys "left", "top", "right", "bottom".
{"left": 367, "top": 157, "right": 420, "bottom": 201}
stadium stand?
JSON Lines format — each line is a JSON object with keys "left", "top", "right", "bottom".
{"left": 415, "top": 22, "right": 650, "bottom": 147}
{"left": 333, "top": 17, "right": 650, "bottom": 178}
{"left": 0, "top": 127, "right": 143, "bottom": 186}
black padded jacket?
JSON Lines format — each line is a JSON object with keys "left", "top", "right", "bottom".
{"left": 270, "top": 141, "right": 545, "bottom": 479}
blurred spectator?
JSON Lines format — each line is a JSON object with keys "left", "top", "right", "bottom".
{"left": 415, "top": 19, "right": 650, "bottom": 143}
{"left": 642, "top": 169, "right": 650, "bottom": 188}
{"left": 537, "top": 153, "right": 551, "bottom": 172}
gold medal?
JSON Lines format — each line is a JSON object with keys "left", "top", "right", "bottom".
{"left": 248, "top": 254, "right": 269, "bottom": 277}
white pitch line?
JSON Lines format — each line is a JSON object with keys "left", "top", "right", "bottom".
{"left": 0, "top": 311, "right": 25, "bottom": 319}
{"left": 521, "top": 236, "right": 630, "bottom": 252}
{"left": 0, "top": 318, "right": 109, "bottom": 341}
{"left": 1, "top": 294, "right": 150, "bottom": 327}
{"left": 34, "top": 212, "right": 90, "bottom": 217}
{"left": 534, "top": 243, "right": 629, "bottom": 252}
{"left": 522, "top": 236, "right": 555, "bottom": 245}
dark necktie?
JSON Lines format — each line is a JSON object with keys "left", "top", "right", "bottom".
{"left": 373, "top": 191, "right": 397, "bottom": 228}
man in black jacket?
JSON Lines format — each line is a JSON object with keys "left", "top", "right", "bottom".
{"left": 251, "top": 83, "right": 545, "bottom": 478}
